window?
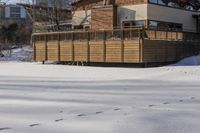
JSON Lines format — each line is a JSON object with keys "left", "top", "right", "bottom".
{"left": 123, "top": 20, "right": 145, "bottom": 28}
{"left": 149, "top": 0, "right": 200, "bottom": 12}
{"left": 148, "top": 20, "right": 182, "bottom": 31}
{"left": 10, "top": 7, "right": 21, "bottom": 19}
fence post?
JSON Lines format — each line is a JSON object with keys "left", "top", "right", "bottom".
{"left": 121, "top": 29, "right": 124, "bottom": 63}
{"left": 72, "top": 32, "right": 75, "bottom": 62}
{"left": 32, "top": 35, "right": 36, "bottom": 61}
{"left": 103, "top": 30, "right": 106, "bottom": 62}
{"left": 45, "top": 34, "right": 48, "bottom": 61}
{"left": 87, "top": 31, "right": 90, "bottom": 62}
{"left": 58, "top": 33, "right": 61, "bottom": 61}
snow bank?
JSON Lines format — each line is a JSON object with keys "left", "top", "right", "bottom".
{"left": 0, "top": 45, "right": 32, "bottom": 62}
{"left": 0, "top": 62, "right": 200, "bottom": 133}
{"left": 174, "top": 55, "right": 200, "bottom": 66}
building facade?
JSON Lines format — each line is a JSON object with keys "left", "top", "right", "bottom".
{"left": 0, "top": 4, "right": 27, "bottom": 25}
{"left": 36, "top": 0, "right": 69, "bottom": 9}
{"left": 72, "top": 0, "right": 200, "bottom": 33}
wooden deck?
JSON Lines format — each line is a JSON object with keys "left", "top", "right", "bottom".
{"left": 32, "top": 28, "right": 200, "bottom": 65}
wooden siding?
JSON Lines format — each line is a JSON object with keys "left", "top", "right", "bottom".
{"left": 60, "top": 41, "right": 73, "bottom": 61}
{"left": 142, "top": 40, "right": 199, "bottom": 63}
{"left": 89, "top": 41, "right": 105, "bottom": 62}
{"left": 124, "top": 40, "right": 140, "bottom": 63}
{"left": 47, "top": 41, "right": 59, "bottom": 61}
{"left": 74, "top": 41, "right": 88, "bottom": 61}
{"left": 106, "top": 41, "right": 122, "bottom": 62}
{"left": 35, "top": 41, "right": 46, "bottom": 61}
{"left": 33, "top": 29, "right": 200, "bottom": 64}
{"left": 116, "top": 0, "right": 147, "bottom": 5}
{"left": 73, "top": 0, "right": 147, "bottom": 9}
{"left": 91, "top": 6, "right": 117, "bottom": 30}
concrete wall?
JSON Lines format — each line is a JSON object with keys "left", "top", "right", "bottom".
{"left": 72, "top": 10, "right": 91, "bottom": 26}
{"left": 148, "top": 4, "right": 198, "bottom": 32}
{"left": 117, "top": 4, "right": 148, "bottom": 26}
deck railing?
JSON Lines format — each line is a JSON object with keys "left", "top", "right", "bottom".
{"left": 32, "top": 28, "right": 200, "bottom": 42}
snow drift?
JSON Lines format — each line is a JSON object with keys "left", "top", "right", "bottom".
{"left": 0, "top": 45, "right": 32, "bottom": 61}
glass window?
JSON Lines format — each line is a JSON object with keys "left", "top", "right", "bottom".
{"left": 132, "top": 21, "right": 145, "bottom": 27}
{"left": 123, "top": 20, "right": 145, "bottom": 28}
{"left": 158, "top": 0, "right": 166, "bottom": 5}
{"left": 149, "top": 21, "right": 158, "bottom": 28}
{"left": 148, "top": 20, "right": 182, "bottom": 31}
{"left": 149, "top": 0, "right": 157, "bottom": 4}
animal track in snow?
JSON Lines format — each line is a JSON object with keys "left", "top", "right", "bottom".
{"left": 114, "top": 108, "right": 121, "bottom": 111}
{"left": 29, "top": 124, "right": 40, "bottom": 127}
{"left": 0, "top": 127, "right": 11, "bottom": 131}
{"left": 191, "top": 97, "right": 195, "bottom": 100}
{"left": 148, "top": 105, "right": 156, "bottom": 107}
{"left": 179, "top": 100, "right": 184, "bottom": 102}
{"left": 163, "top": 102, "right": 170, "bottom": 105}
{"left": 77, "top": 114, "right": 86, "bottom": 117}
{"left": 96, "top": 111, "right": 103, "bottom": 114}
{"left": 55, "top": 119, "right": 64, "bottom": 122}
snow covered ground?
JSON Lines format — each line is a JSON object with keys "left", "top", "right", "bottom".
{"left": 0, "top": 60, "right": 200, "bottom": 133}
{"left": 0, "top": 46, "right": 200, "bottom": 133}
{"left": 0, "top": 45, "right": 32, "bottom": 62}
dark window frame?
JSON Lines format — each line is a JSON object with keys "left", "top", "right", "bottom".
{"left": 148, "top": 0, "right": 200, "bottom": 12}
{"left": 148, "top": 20, "right": 183, "bottom": 31}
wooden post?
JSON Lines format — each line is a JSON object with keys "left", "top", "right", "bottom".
{"left": 87, "top": 31, "right": 90, "bottom": 62}
{"left": 103, "top": 30, "right": 106, "bottom": 62}
{"left": 140, "top": 28, "right": 145, "bottom": 63}
{"left": 45, "top": 34, "right": 48, "bottom": 61}
{"left": 32, "top": 35, "right": 36, "bottom": 61}
{"left": 72, "top": 32, "right": 75, "bottom": 62}
{"left": 58, "top": 33, "right": 61, "bottom": 61}
{"left": 155, "top": 29, "right": 157, "bottom": 40}
{"left": 121, "top": 29, "right": 124, "bottom": 63}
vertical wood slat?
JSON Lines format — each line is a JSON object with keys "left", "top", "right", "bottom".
{"left": 45, "top": 34, "right": 47, "bottom": 61}
{"left": 33, "top": 29, "right": 200, "bottom": 64}
{"left": 58, "top": 34, "right": 61, "bottom": 61}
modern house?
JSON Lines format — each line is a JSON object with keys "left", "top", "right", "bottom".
{"left": 32, "top": 0, "right": 200, "bottom": 66}
{"left": 72, "top": 0, "right": 200, "bottom": 32}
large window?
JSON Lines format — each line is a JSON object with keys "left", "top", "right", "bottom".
{"left": 122, "top": 20, "right": 145, "bottom": 28}
{"left": 148, "top": 20, "right": 182, "bottom": 31}
{"left": 10, "top": 7, "right": 21, "bottom": 19}
{"left": 149, "top": 0, "right": 200, "bottom": 12}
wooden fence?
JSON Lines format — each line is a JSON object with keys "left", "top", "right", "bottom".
{"left": 32, "top": 28, "right": 200, "bottom": 64}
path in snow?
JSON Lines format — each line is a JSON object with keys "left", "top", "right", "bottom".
{"left": 0, "top": 62, "right": 200, "bottom": 133}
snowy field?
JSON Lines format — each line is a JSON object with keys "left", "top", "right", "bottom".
{"left": 0, "top": 61, "right": 200, "bottom": 133}
{"left": 0, "top": 47, "right": 200, "bottom": 133}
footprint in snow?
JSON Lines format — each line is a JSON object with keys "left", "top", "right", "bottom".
{"left": 179, "top": 100, "right": 184, "bottom": 102}
{"left": 96, "top": 111, "right": 103, "bottom": 114}
{"left": 55, "top": 119, "right": 64, "bottom": 122}
{"left": 191, "top": 97, "right": 195, "bottom": 100}
{"left": 114, "top": 108, "right": 121, "bottom": 111}
{"left": 0, "top": 127, "right": 11, "bottom": 131}
{"left": 148, "top": 105, "right": 156, "bottom": 107}
{"left": 29, "top": 124, "right": 40, "bottom": 127}
{"left": 77, "top": 114, "right": 86, "bottom": 117}
{"left": 163, "top": 102, "right": 170, "bottom": 105}
{"left": 59, "top": 111, "right": 63, "bottom": 113}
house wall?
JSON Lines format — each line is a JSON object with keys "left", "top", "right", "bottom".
{"left": 91, "top": 6, "right": 117, "bottom": 29}
{"left": 117, "top": 4, "right": 148, "bottom": 26}
{"left": 148, "top": 4, "right": 198, "bottom": 32}
{"left": 116, "top": 0, "right": 148, "bottom": 5}
{"left": 72, "top": 2, "right": 198, "bottom": 32}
